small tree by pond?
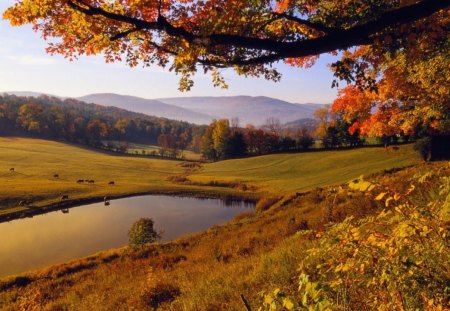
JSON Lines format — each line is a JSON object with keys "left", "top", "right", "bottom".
{"left": 128, "top": 218, "right": 161, "bottom": 249}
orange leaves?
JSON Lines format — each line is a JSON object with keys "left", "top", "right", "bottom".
{"left": 274, "top": 0, "right": 290, "bottom": 13}
{"left": 284, "top": 56, "right": 318, "bottom": 68}
{"left": 331, "top": 85, "right": 373, "bottom": 124}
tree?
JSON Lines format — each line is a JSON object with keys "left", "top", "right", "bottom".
{"left": 128, "top": 218, "right": 161, "bottom": 249}
{"left": 4, "top": 1, "right": 448, "bottom": 155}
{"left": 314, "top": 105, "right": 336, "bottom": 140}
{"left": 17, "top": 103, "right": 48, "bottom": 134}
{"left": 4, "top": 1, "right": 448, "bottom": 91}
{"left": 296, "top": 127, "right": 314, "bottom": 150}
{"left": 86, "top": 119, "right": 109, "bottom": 145}
{"left": 211, "top": 119, "right": 231, "bottom": 160}
{"left": 225, "top": 132, "right": 247, "bottom": 158}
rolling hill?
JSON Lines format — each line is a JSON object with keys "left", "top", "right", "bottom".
{"left": 3, "top": 92, "right": 324, "bottom": 125}
{"left": 78, "top": 93, "right": 213, "bottom": 124}
{"left": 157, "top": 96, "right": 323, "bottom": 125}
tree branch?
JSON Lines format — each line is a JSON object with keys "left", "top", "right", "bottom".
{"left": 271, "top": 12, "right": 339, "bottom": 34}
{"left": 67, "top": 0, "right": 450, "bottom": 66}
{"left": 110, "top": 27, "right": 142, "bottom": 41}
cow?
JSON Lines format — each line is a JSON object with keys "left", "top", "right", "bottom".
{"left": 61, "top": 195, "right": 69, "bottom": 200}
{"left": 9, "top": 168, "right": 14, "bottom": 172}
{"left": 76, "top": 179, "right": 84, "bottom": 183}
{"left": 104, "top": 201, "right": 110, "bottom": 206}
{"left": 88, "top": 180, "right": 95, "bottom": 184}
{"left": 54, "top": 174, "right": 59, "bottom": 178}
{"left": 108, "top": 181, "right": 115, "bottom": 186}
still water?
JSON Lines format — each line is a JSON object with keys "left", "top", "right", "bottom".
{"left": 0, "top": 195, "right": 253, "bottom": 277}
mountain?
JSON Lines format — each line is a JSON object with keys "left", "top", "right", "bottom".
{"left": 4, "top": 92, "right": 325, "bottom": 126}
{"left": 157, "top": 96, "right": 323, "bottom": 126}
{"left": 78, "top": 93, "right": 213, "bottom": 124}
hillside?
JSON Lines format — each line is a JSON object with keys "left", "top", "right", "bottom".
{"left": 78, "top": 93, "right": 213, "bottom": 124}
{"left": 189, "top": 146, "right": 419, "bottom": 193}
{"left": 158, "top": 96, "right": 323, "bottom": 125}
{"left": 0, "top": 148, "right": 446, "bottom": 310}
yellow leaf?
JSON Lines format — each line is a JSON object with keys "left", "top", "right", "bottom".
{"left": 385, "top": 197, "right": 393, "bottom": 207}
{"left": 375, "top": 192, "right": 387, "bottom": 201}
{"left": 282, "top": 298, "right": 295, "bottom": 310}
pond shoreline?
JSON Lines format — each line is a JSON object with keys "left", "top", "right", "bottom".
{"left": 0, "top": 189, "right": 258, "bottom": 224}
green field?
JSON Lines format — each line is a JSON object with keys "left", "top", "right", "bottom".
{"left": 191, "top": 146, "right": 419, "bottom": 192}
{"left": 0, "top": 137, "right": 420, "bottom": 216}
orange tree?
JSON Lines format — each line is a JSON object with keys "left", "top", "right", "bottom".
{"left": 3, "top": 0, "right": 448, "bottom": 89}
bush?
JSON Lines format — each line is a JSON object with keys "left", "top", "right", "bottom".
{"left": 261, "top": 167, "right": 450, "bottom": 310}
{"left": 128, "top": 218, "right": 161, "bottom": 249}
{"left": 413, "top": 137, "right": 431, "bottom": 161}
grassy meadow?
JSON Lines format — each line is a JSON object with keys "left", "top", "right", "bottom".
{"left": 189, "top": 146, "right": 419, "bottom": 192}
{"left": 0, "top": 137, "right": 420, "bottom": 217}
{"left": 0, "top": 137, "right": 184, "bottom": 215}
{"left": 0, "top": 161, "right": 447, "bottom": 310}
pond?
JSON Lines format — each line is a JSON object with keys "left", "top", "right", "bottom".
{"left": 0, "top": 195, "right": 254, "bottom": 277}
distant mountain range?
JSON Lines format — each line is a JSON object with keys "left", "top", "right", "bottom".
{"left": 3, "top": 92, "right": 324, "bottom": 125}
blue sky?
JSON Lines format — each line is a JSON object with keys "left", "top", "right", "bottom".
{"left": 0, "top": 1, "right": 338, "bottom": 103}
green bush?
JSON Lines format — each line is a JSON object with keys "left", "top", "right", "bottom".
{"left": 128, "top": 218, "right": 161, "bottom": 249}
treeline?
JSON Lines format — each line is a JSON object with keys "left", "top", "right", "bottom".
{"left": 0, "top": 94, "right": 205, "bottom": 152}
{"left": 201, "top": 119, "right": 315, "bottom": 161}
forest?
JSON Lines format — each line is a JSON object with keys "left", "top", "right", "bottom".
{"left": 0, "top": 94, "right": 204, "bottom": 153}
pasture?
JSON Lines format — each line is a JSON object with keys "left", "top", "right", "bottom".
{"left": 0, "top": 137, "right": 419, "bottom": 216}
{"left": 0, "top": 137, "right": 186, "bottom": 214}
{"left": 190, "top": 145, "right": 419, "bottom": 193}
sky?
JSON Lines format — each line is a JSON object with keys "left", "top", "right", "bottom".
{"left": 0, "top": 1, "right": 339, "bottom": 104}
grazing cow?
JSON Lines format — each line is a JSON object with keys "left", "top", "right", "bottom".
{"left": 61, "top": 195, "right": 69, "bottom": 200}
{"left": 108, "top": 181, "right": 115, "bottom": 186}
{"left": 76, "top": 179, "right": 84, "bottom": 183}
{"left": 61, "top": 208, "right": 69, "bottom": 214}
{"left": 54, "top": 174, "right": 59, "bottom": 178}
{"left": 9, "top": 168, "right": 14, "bottom": 172}
{"left": 104, "top": 201, "right": 110, "bottom": 206}
{"left": 88, "top": 180, "right": 95, "bottom": 184}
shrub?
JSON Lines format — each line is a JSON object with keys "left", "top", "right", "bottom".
{"left": 128, "top": 218, "right": 161, "bottom": 249}
{"left": 261, "top": 167, "right": 450, "bottom": 310}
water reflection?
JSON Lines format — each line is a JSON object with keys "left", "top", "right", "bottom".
{"left": 0, "top": 195, "right": 254, "bottom": 277}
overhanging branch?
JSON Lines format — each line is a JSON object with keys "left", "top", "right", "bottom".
{"left": 67, "top": 0, "right": 450, "bottom": 66}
